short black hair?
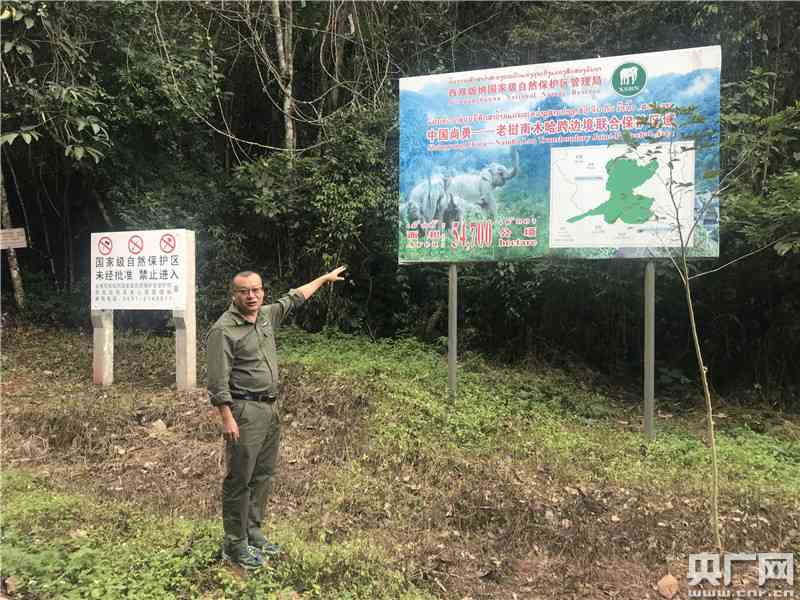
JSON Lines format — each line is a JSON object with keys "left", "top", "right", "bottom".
{"left": 230, "top": 271, "right": 262, "bottom": 292}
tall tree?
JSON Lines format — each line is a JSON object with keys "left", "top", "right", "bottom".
{"left": 1, "top": 169, "right": 25, "bottom": 308}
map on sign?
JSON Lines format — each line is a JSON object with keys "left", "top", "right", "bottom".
{"left": 549, "top": 142, "right": 695, "bottom": 249}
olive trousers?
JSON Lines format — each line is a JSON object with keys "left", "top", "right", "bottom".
{"left": 222, "top": 399, "right": 281, "bottom": 546}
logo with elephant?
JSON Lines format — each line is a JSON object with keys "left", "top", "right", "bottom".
{"left": 612, "top": 62, "right": 647, "bottom": 97}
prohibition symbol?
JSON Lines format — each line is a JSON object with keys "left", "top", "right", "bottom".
{"left": 160, "top": 233, "right": 176, "bottom": 253}
{"left": 128, "top": 235, "right": 144, "bottom": 255}
{"left": 98, "top": 236, "right": 113, "bottom": 256}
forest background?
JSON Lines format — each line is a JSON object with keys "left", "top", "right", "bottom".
{"left": 2, "top": 0, "right": 799, "bottom": 408}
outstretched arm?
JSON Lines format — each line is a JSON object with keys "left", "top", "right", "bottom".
{"left": 295, "top": 265, "right": 347, "bottom": 300}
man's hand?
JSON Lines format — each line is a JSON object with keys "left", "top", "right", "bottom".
{"left": 297, "top": 265, "right": 348, "bottom": 300}
{"left": 218, "top": 405, "right": 240, "bottom": 442}
{"left": 324, "top": 265, "right": 347, "bottom": 284}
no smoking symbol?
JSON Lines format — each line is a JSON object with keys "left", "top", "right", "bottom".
{"left": 160, "top": 233, "right": 176, "bottom": 253}
{"left": 128, "top": 235, "right": 144, "bottom": 255}
{"left": 98, "top": 236, "right": 113, "bottom": 256}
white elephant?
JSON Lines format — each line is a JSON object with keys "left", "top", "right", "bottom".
{"left": 403, "top": 174, "right": 448, "bottom": 224}
{"left": 447, "top": 148, "right": 519, "bottom": 220}
{"left": 619, "top": 66, "right": 638, "bottom": 85}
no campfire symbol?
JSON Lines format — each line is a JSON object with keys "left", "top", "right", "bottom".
{"left": 98, "top": 236, "right": 113, "bottom": 256}
{"left": 128, "top": 235, "right": 144, "bottom": 255}
{"left": 160, "top": 233, "right": 176, "bottom": 254}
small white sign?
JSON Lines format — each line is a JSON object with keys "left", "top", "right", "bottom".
{"left": 90, "top": 229, "right": 190, "bottom": 310}
{"left": 0, "top": 227, "right": 27, "bottom": 250}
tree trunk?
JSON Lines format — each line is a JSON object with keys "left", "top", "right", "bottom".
{"left": 4, "top": 155, "right": 32, "bottom": 242}
{"left": 92, "top": 190, "right": 113, "bottom": 228}
{"left": 62, "top": 172, "right": 73, "bottom": 290}
{"left": 36, "top": 168, "right": 58, "bottom": 279}
{"left": 1, "top": 169, "right": 26, "bottom": 309}
{"left": 682, "top": 261, "right": 722, "bottom": 554}
{"left": 331, "top": 1, "right": 348, "bottom": 110}
{"left": 271, "top": 0, "right": 295, "bottom": 153}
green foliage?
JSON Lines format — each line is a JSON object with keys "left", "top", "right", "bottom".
{"left": 722, "top": 70, "right": 799, "bottom": 185}
{"left": 1, "top": 474, "right": 219, "bottom": 599}
{"left": 0, "top": 1, "right": 112, "bottom": 162}
{"left": 721, "top": 68, "right": 800, "bottom": 252}
{"left": 271, "top": 533, "right": 423, "bottom": 600}
{"left": 236, "top": 105, "right": 396, "bottom": 262}
{"left": 277, "top": 329, "right": 800, "bottom": 498}
{"left": 4, "top": 0, "right": 800, "bottom": 400}
{"left": 725, "top": 169, "right": 800, "bottom": 254}
{"left": 106, "top": 145, "right": 245, "bottom": 323}
{"left": 99, "top": 2, "right": 222, "bottom": 131}
{"left": 0, "top": 471, "right": 432, "bottom": 600}
{"left": 12, "top": 271, "right": 90, "bottom": 326}
{"left": 232, "top": 104, "right": 400, "bottom": 331}
{"left": 3, "top": 326, "right": 799, "bottom": 597}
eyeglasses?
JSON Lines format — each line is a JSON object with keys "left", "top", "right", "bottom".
{"left": 234, "top": 286, "right": 264, "bottom": 296}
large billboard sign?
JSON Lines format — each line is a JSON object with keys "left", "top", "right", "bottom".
{"left": 398, "top": 46, "right": 721, "bottom": 263}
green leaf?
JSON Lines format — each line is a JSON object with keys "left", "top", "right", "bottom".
{"left": 73, "top": 146, "right": 85, "bottom": 161}
{"left": 21, "top": 132, "right": 32, "bottom": 144}
{"left": 0, "top": 8, "right": 12, "bottom": 20}
{"left": 3, "top": 40, "right": 15, "bottom": 54}
{"left": 774, "top": 240, "right": 798, "bottom": 256}
{"left": 24, "top": 16, "right": 34, "bottom": 29}
{"left": 85, "top": 147, "right": 105, "bottom": 164}
{"left": 0, "top": 132, "right": 19, "bottom": 146}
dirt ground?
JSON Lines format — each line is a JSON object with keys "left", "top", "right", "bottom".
{"left": 2, "top": 330, "right": 799, "bottom": 600}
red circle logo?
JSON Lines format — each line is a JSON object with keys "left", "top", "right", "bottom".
{"left": 160, "top": 233, "right": 176, "bottom": 253}
{"left": 128, "top": 235, "right": 144, "bottom": 255}
{"left": 98, "top": 236, "right": 113, "bottom": 256}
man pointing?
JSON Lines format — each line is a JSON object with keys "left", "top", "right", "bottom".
{"left": 207, "top": 266, "right": 346, "bottom": 569}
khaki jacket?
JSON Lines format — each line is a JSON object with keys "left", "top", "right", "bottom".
{"left": 206, "top": 290, "right": 305, "bottom": 407}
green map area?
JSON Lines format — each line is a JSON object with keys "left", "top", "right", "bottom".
{"left": 567, "top": 156, "right": 659, "bottom": 224}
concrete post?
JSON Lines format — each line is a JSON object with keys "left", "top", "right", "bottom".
{"left": 174, "top": 230, "right": 196, "bottom": 390}
{"left": 91, "top": 310, "right": 114, "bottom": 385}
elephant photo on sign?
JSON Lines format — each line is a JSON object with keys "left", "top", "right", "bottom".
{"left": 402, "top": 174, "right": 449, "bottom": 225}
{"left": 401, "top": 148, "right": 520, "bottom": 225}
{"left": 446, "top": 147, "right": 519, "bottom": 220}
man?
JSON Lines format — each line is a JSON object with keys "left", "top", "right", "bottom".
{"left": 207, "top": 266, "right": 346, "bottom": 569}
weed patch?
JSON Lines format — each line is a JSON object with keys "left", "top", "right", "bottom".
{"left": 278, "top": 329, "right": 800, "bottom": 501}
{"left": 3, "top": 326, "right": 799, "bottom": 600}
{"left": 0, "top": 471, "right": 432, "bottom": 600}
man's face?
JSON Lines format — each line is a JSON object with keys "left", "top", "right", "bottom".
{"left": 231, "top": 273, "right": 264, "bottom": 318}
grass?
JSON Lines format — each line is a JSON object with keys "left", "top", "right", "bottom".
{"left": 277, "top": 328, "right": 800, "bottom": 500}
{"left": 0, "top": 470, "right": 432, "bottom": 600}
{"left": 2, "top": 325, "right": 799, "bottom": 599}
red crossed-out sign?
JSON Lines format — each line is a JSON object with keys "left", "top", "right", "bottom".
{"left": 160, "top": 233, "right": 176, "bottom": 253}
{"left": 98, "top": 236, "right": 113, "bottom": 256}
{"left": 128, "top": 234, "right": 144, "bottom": 255}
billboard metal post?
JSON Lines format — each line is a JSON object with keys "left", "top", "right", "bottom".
{"left": 644, "top": 261, "right": 655, "bottom": 439}
{"left": 448, "top": 264, "right": 458, "bottom": 401}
